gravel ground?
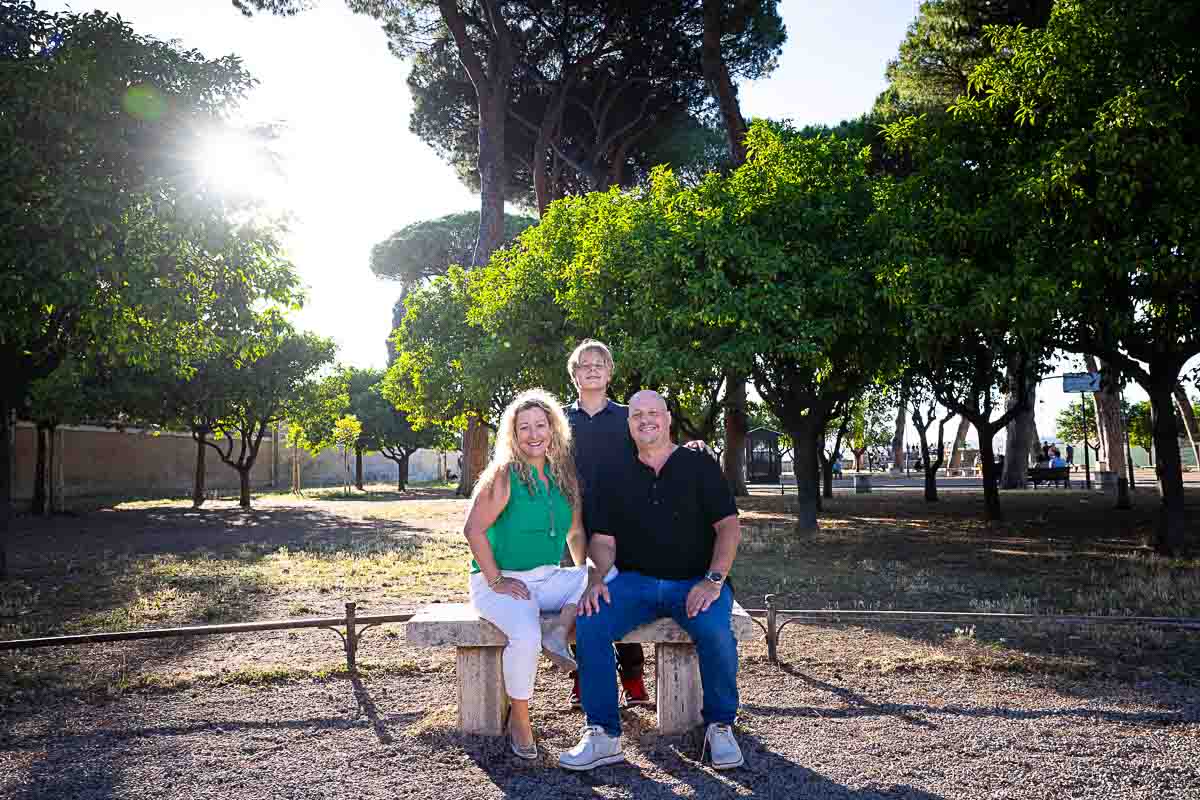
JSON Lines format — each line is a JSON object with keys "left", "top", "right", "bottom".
{"left": 3, "top": 629, "right": 1198, "bottom": 800}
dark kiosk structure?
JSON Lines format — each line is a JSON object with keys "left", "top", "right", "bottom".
{"left": 746, "top": 427, "right": 783, "bottom": 484}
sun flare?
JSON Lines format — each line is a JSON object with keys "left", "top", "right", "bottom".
{"left": 195, "top": 128, "right": 285, "bottom": 205}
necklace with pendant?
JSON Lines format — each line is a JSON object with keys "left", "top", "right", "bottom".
{"left": 540, "top": 468, "right": 557, "bottom": 538}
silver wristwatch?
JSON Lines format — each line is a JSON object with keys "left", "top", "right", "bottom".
{"left": 704, "top": 570, "right": 725, "bottom": 585}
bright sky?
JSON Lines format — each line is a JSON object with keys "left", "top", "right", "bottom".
{"left": 46, "top": 0, "right": 1189, "bottom": 449}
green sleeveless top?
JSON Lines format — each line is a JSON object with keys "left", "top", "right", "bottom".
{"left": 470, "top": 465, "right": 573, "bottom": 574}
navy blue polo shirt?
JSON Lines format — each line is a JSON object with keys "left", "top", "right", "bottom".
{"left": 566, "top": 399, "right": 636, "bottom": 534}
{"left": 592, "top": 446, "right": 738, "bottom": 581}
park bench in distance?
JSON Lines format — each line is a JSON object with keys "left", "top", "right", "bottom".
{"left": 1027, "top": 466, "right": 1071, "bottom": 488}
{"left": 406, "top": 601, "right": 757, "bottom": 736}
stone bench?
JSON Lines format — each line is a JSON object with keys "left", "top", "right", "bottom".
{"left": 406, "top": 601, "right": 758, "bottom": 736}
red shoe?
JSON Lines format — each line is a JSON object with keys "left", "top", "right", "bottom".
{"left": 570, "top": 672, "right": 582, "bottom": 710}
{"left": 621, "top": 675, "right": 653, "bottom": 707}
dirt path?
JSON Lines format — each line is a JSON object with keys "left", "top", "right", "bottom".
{"left": 2, "top": 632, "right": 1197, "bottom": 799}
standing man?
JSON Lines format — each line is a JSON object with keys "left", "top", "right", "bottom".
{"left": 561, "top": 390, "right": 744, "bottom": 771}
{"left": 563, "top": 340, "right": 651, "bottom": 708}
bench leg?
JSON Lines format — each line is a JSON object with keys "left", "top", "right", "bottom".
{"left": 655, "top": 642, "right": 702, "bottom": 735}
{"left": 456, "top": 646, "right": 507, "bottom": 736}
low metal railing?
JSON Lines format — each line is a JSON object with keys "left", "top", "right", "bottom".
{"left": 1, "top": 596, "right": 1197, "bottom": 669}
{"left": 0, "top": 603, "right": 411, "bottom": 669}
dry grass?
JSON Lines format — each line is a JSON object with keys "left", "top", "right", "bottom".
{"left": 3, "top": 484, "right": 1199, "bottom": 696}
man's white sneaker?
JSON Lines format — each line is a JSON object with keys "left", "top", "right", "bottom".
{"left": 702, "top": 723, "right": 744, "bottom": 770}
{"left": 558, "top": 725, "right": 625, "bottom": 771}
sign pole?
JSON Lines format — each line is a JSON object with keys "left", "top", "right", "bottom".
{"left": 1081, "top": 393, "right": 1092, "bottom": 490}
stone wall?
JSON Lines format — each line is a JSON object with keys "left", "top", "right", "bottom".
{"left": 11, "top": 422, "right": 459, "bottom": 505}
{"left": 284, "top": 445, "right": 460, "bottom": 489}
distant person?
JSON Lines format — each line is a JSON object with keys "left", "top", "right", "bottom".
{"left": 1035, "top": 450, "right": 1050, "bottom": 468}
{"left": 1066, "top": 444, "right": 1075, "bottom": 466}
{"left": 1050, "top": 453, "right": 1068, "bottom": 468}
{"left": 463, "top": 389, "right": 588, "bottom": 760}
{"left": 831, "top": 456, "right": 843, "bottom": 478}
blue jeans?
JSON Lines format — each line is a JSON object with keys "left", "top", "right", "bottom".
{"left": 575, "top": 571, "right": 739, "bottom": 738}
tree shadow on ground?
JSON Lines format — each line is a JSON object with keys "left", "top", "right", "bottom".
{"left": 641, "top": 729, "right": 948, "bottom": 800}
{"left": 733, "top": 487, "right": 1200, "bottom": 680}
{"left": 1, "top": 504, "right": 448, "bottom": 699}
{"left": 738, "top": 661, "right": 1200, "bottom": 729}
{"left": 1, "top": 699, "right": 425, "bottom": 800}
{"left": 440, "top": 726, "right": 950, "bottom": 800}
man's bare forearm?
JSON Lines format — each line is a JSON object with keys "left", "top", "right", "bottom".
{"left": 587, "top": 534, "right": 616, "bottom": 585}
{"left": 708, "top": 515, "right": 741, "bottom": 576}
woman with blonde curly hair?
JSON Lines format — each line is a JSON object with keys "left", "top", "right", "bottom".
{"left": 464, "top": 388, "right": 588, "bottom": 759}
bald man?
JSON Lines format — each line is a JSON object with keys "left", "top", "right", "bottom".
{"left": 559, "top": 391, "right": 745, "bottom": 771}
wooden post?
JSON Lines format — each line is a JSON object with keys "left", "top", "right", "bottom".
{"left": 457, "top": 646, "right": 507, "bottom": 735}
{"left": 344, "top": 602, "right": 357, "bottom": 670}
{"left": 765, "top": 594, "right": 778, "bottom": 664}
{"left": 655, "top": 642, "right": 703, "bottom": 735}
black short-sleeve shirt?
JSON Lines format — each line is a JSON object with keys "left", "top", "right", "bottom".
{"left": 591, "top": 446, "right": 738, "bottom": 581}
{"left": 565, "top": 400, "right": 636, "bottom": 533}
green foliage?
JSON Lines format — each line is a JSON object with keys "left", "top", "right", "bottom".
{"left": 876, "top": 0, "right": 1053, "bottom": 116}
{"left": 383, "top": 267, "right": 536, "bottom": 431}
{"left": 1127, "top": 402, "right": 1154, "bottom": 455}
{"left": 332, "top": 414, "right": 362, "bottom": 493}
{"left": 370, "top": 211, "right": 536, "bottom": 291}
{"left": 403, "top": 1, "right": 784, "bottom": 206}
{"left": 0, "top": 1, "right": 271, "bottom": 408}
{"left": 1054, "top": 395, "right": 1102, "bottom": 449}
{"left": 197, "top": 312, "right": 337, "bottom": 503}
{"left": 952, "top": 0, "right": 1200, "bottom": 384}
{"left": 286, "top": 370, "right": 351, "bottom": 457}
{"left": 848, "top": 389, "right": 895, "bottom": 459}
{"left": 350, "top": 370, "right": 444, "bottom": 457}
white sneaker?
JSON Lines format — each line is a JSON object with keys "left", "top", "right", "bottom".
{"left": 558, "top": 725, "right": 625, "bottom": 771}
{"left": 703, "top": 723, "right": 744, "bottom": 770}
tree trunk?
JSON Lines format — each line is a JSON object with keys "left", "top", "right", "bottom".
{"left": 473, "top": 86, "right": 509, "bottom": 267}
{"left": 1087, "top": 356, "right": 1126, "bottom": 477}
{"left": 721, "top": 373, "right": 749, "bottom": 496}
{"left": 701, "top": 0, "right": 749, "bottom": 166}
{"left": 238, "top": 468, "right": 252, "bottom": 509}
{"left": 1175, "top": 382, "right": 1200, "bottom": 467}
{"left": 355, "top": 447, "right": 364, "bottom": 490}
{"left": 291, "top": 440, "right": 300, "bottom": 494}
{"left": 813, "top": 444, "right": 822, "bottom": 512}
{"left": 459, "top": 414, "right": 489, "bottom": 497}
{"left": 0, "top": 399, "right": 11, "bottom": 579}
{"left": 33, "top": 424, "right": 48, "bottom": 516}
{"left": 1029, "top": 419, "right": 1041, "bottom": 466}
{"left": 891, "top": 388, "right": 908, "bottom": 473}
{"left": 913, "top": 423, "right": 939, "bottom": 503}
{"left": 786, "top": 421, "right": 821, "bottom": 532}
{"left": 977, "top": 427, "right": 1002, "bottom": 521}
{"left": 47, "top": 424, "right": 58, "bottom": 514}
{"left": 398, "top": 453, "right": 410, "bottom": 492}
{"left": 948, "top": 416, "right": 970, "bottom": 468}
{"left": 1146, "top": 382, "right": 1189, "bottom": 555}
{"left": 1001, "top": 358, "right": 1036, "bottom": 488}
{"left": 193, "top": 431, "right": 208, "bottom": 509}
{"left": 924, "top": 463, "right": 938, "bottom": 502}
{"left": 820, "top": 452, "right": 834, "bottom": 498}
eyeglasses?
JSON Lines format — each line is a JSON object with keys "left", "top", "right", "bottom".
{"left": 577, "top": 362, "right": 608, "bottom": 372}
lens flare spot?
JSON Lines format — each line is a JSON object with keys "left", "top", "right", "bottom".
{"left": 123, "top": 84, "right": 167, "bottom": 122}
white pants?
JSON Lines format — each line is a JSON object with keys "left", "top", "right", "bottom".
{"left": 468, "top": 565, "right": 588, "bottom": 701}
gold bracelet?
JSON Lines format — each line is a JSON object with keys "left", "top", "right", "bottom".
{"left": 488, "top": 573, "right": 504, "bottom": 588}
